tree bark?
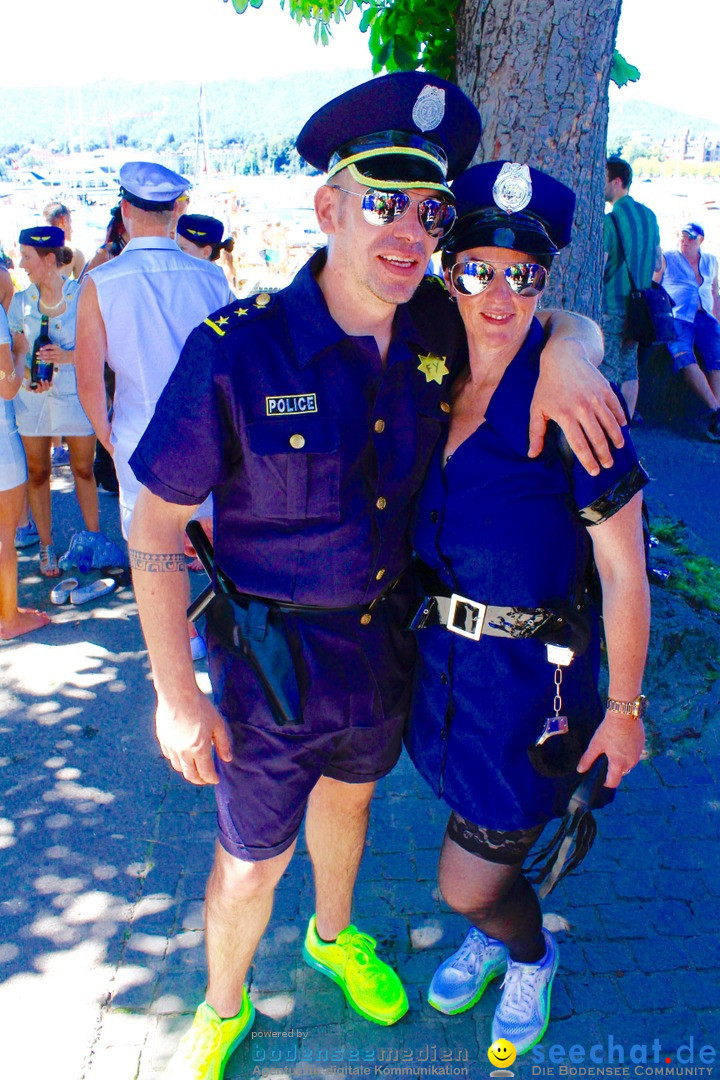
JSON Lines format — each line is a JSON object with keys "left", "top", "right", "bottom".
{"left": 455, "top": 0, "right": 623, "bottom": 319}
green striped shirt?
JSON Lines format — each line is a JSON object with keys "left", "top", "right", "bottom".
{"left": 603, "top": 195, "right": 660, "bottom": 315}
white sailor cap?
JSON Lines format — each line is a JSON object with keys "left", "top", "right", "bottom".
{"left": 119, "top": 161, "right": 190, "bottom": 212}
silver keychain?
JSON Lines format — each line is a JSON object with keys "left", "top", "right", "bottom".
{"left": 534, "top": 644, "right": 574, "bottom": 746}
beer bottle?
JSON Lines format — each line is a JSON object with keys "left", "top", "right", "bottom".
{"left": 30, "top": 315, "right": 53, "bottom": 388}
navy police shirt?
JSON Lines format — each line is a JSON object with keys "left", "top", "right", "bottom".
{"left": 131, "top": 251, "right": 462, "bottom": 608}
{"left": 131, "top": 252, "right": 466, "bottom": 733}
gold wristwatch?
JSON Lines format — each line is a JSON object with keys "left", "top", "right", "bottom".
{"left": 606, "top": 694, "right": 648, "bottom": 719}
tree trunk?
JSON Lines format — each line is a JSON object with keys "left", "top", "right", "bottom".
{"left": 455, "top": 0, "right": 623, "bottom": 319}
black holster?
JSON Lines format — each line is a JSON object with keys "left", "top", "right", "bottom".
{"left": 205, "top": 594, "right": 302, "bottom": 728}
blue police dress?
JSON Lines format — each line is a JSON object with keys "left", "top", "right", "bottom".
{"left": 131, "top": 251, "right": 463, "bottom": 736}
{"left": 406, "top": 318, "right": 648, "bottom": 831}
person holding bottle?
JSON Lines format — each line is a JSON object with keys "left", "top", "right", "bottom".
{"left": 9, "top": 226, "right": 120, "bottom": 577}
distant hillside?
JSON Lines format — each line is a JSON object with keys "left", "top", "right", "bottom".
{"left": 3, "top": 77, "right": 719, "bottom": 154}
{"left": 0, "top": 71, "right": 368, "bottom": 150}
{"left": 608, "top": 98, "right": 720, "bottom": 147}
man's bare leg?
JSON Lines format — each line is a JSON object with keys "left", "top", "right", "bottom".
{"left": 204, "top": 839, "right": 296, "bottom": 1017}
{"left": 708, "top": 369, "right": 720, "bottom": 403}
{"left": 681, "top": 362, "right": 719, "bottom": 411}
{"left": 305, "top": 776, "right": 375, "bottom": 939}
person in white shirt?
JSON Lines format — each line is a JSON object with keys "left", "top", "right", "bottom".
{"left": 75, "top": 161, "right": 233, "bottom": 537}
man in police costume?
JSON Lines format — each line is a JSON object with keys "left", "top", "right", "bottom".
{"left": 127, "top": 74, "right": 624, "bottom": 1079}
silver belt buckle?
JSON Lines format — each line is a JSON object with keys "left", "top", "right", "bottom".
{"left": 447, "top": 593, "right": 486, "bottom": 641}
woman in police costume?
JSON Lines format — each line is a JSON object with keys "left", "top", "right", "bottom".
{"left": 406, "top": 163, "right": 650, "bottom": 1054}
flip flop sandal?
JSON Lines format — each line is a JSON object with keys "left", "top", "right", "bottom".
{"left": 39, "top": 544, "right": 60, "bottom": 578}
{"left": 70, "top": 577, "right": 117, "bottom": 606}
{"left": 49, "top": 578, "right": 80, "bottom": 605}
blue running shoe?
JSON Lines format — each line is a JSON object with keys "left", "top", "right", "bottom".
{"left": 428, "top": 927, "right": 508, "bottom": 1015}
{"left": 491, "top": 928, "right": 559, "bottom": 1055}
{"left": 15, "top": 518, "right": 39, "bottom": 549}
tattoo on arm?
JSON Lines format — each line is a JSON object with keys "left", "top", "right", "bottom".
{"left": 129, "top": 549, "right": 187, "bottom": 572}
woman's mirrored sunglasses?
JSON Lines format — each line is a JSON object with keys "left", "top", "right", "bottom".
{"left": 329, "top": 185, "right": 457, "bottom": 239}
{"left": 451, "top": 259, "right": 548, "bottom": 297}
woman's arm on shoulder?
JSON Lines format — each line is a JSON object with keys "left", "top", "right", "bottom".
{"left": 577, "top": 492, "right": 650, "bottom": 788}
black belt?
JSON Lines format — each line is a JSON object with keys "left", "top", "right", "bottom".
{"left": 411, "top": 592, "right": 567, "bottom": 643}
{"left": 186, "top": 520, "right": 402, "bottom": 623}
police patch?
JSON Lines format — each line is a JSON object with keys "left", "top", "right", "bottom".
{"left": 265, "top": 393, "right": 318, "bottom": 416}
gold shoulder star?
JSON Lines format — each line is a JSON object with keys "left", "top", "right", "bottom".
{"left": 417, "top": 353, "right": 449, "bottom": 385}
{"left": 216, "top": 315, "right": 230, "bottom": 327}
{"left": 234, "top": 307, "right": 248, "bottom": 317}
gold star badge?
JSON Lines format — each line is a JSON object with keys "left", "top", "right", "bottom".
{"left": 216, "top": 315, "right": 229, "bottom": 327}
{"left": 417, "top": 353, "right": 449, "bottom": 385}
{"left": 234, "top": 307, "right": 248, "bottom": 317}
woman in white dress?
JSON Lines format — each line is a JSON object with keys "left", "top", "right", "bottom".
{"left": 9, "top": 226, "right": 100, "bottom": 577}
{"left": 0, "top": 303, "right": 50, "bottom": 638}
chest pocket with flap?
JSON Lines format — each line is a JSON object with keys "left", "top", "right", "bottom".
{"left": 246, "top": 417, "right": 341, "bottom": 522}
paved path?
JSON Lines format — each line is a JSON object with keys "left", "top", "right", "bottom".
{"left": 1, "top": 424, "right": 718, "bottom": 1080}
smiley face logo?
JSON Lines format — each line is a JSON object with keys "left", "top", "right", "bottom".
{"left": 488, "top": 1039, "right": 517, "bottom": 1069}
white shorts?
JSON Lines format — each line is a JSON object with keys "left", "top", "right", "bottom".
{"left": 14, "top": 365, "right": 94, "bottom": 438}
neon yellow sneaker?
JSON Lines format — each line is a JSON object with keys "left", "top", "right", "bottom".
{"left": 165, "top": 992, "right": 255, "bottom": 1079}
{"left": 302, "top": 915, "right": 408, "bottom": 1025}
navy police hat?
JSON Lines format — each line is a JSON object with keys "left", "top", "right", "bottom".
{"left": 177, "top": 214, "right": 224, "bottom": 246}
{"left": 296, "top": 72, "right": 481, "bottom": 197}
{"left": 119, "top": 161, "right": 190, "bottom": 212}
{"left": 19, "top": 225, "right": 65, "bottom": 248}
{"left": 681, "top": 222, "right": 704, "bottom": 239}
{"left": 445, "top": 161, "right": 576, "bottom": 256}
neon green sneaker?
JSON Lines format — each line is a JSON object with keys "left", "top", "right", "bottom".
{"left": 302, "top": 915, "right": 408, "bottom": 1025}
{"left": 165, "top": 992, "right": 255, "bottom": 1079}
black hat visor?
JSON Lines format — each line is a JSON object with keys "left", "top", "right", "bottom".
{"left": 444, "top": 208, "right": 559, "bottom": 256}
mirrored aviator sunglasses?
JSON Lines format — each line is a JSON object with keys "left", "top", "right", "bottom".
{"left": 451, "top": 259, "right": 548, "bottom": 297}
{"left": 330, "top": 185, "right": 456, "bottom": 239}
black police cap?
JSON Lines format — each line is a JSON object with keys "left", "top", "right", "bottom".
{"left": 296, "top": 73, "right": 481, "bottom": 195}
{"left": 446, "top": 161, "right": 576, "bottom": 256}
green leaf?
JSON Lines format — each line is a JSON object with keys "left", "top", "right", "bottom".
{"left": 231, "top": 0, "right": 250, "bottom": 12}
{"left": 359, "top": 8, "right": 375, "bottom": 31}
{"left": 389, "top": 32, "right": 413, "bottom": 64}
{"left": 610, "top": 49, "right": 641, "bottom": 88}
{"left": 376, "top": 37, "right": 392, "bottom": 67}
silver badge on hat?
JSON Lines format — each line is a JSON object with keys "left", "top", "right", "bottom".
{"left": 493, "top": 162, "right": 533, "bottom": 214}
{"left": 412, "top": 85, "right": 445, "bottom": 132}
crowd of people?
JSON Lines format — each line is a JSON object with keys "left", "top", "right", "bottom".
{"left": 2, "top": 71, "right": 714, "bottom": 1080}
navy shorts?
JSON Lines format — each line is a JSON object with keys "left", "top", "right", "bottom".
{"left": 207, "top": 597, "right": 415, "bottom": 862}
{"left": 667, "top": 310, "right": 720, "bottom": 373}
{"left": 214, "top": 711, "right": 404, "bottom": 861}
